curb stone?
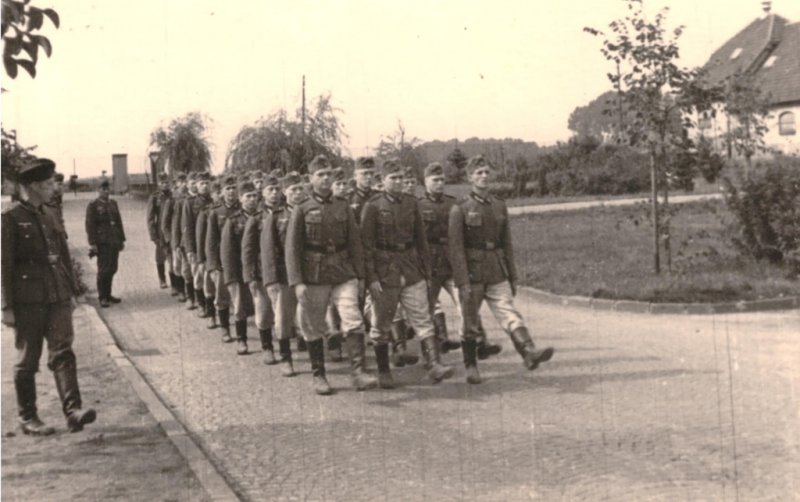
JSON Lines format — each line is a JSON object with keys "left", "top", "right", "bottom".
{"left": 79, "top": 303, "right": 240, "bottom": 502}
{"left": 519, "top": 287, "right": 799, "bottom": 315}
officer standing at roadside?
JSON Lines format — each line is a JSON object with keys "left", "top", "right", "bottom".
{"left": 85, "top": 180, "right": 126, "bottom": 308}
{"left": 2, "top": 158, "right": 96, "bottom": 435}
{"left": 449, "top": 155, "right": 554, "bottom": 384}
{"left": 147, "top": 173, "right": 172, "bottom": 290}
{"left": 286, "top": 155, "right": 377, "bottom": 395}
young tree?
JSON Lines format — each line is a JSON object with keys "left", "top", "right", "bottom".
{"left": 150, "top": 112, "right": 213, "bottom": 176}
{"left": 585, "top": 0, "right": 719, "bottom": 273}
{"left": 2, "top": 0, "right": 59, "bottom": 79}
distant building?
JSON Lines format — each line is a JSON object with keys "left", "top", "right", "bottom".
{"left": 699, "top": 4, "right": 799, "bottom": 155}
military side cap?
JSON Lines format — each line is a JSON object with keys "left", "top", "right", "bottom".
{"left": 355, "top": 156, "right": 376, "bottom": 171}
{"left": 281, "top": 171, "right": 303, "bottom": 189}
{"left": 380, "top": 158, "right": 403, "bottom": 177}
{"left": 424, "top": 162, "right": 444, "bottom": 178}
{"left": 238, "top": 180, "right": 257, "bottom": 194}
{"left": 331, "top": 167, "right": 346, "bottom": 181}
{"left": 307, "top": 155, "right": 332, "bottom": 174}
{"left": 263, "top": 174, "right": 280, "bottom": 187}
{"left": 466, "top": 154, "right": 490, "bottom": 172}
{"left": 17, "top": 158, "right": 56, "bottom": 183}
{"left": 222, "top": 175, "right": 236, "bottom": 187}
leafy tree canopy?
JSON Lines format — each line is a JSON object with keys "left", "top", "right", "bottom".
{"left": 2, "top": 0, "right": 59, "bottom": 79}
{"left": 150, "top": 112, "right": 213, "bottom": 176}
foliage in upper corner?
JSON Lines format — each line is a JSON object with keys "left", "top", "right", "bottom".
{"left": 1, "top": 0, "right": 59, "bottom": 79}
{"left": 1, "top": 127, "right": 37, "bottom": 185}
{"left": 149, "top": 113, "right": 213, "bottom": 175}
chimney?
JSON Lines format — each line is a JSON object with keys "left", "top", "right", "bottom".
{"left": 761, "top": 1, "right": 772, "bottom": 14}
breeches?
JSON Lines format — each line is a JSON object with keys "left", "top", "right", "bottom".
{"left": 297, "top": 279, "right": 363, "bottom": 342}
{"left": 227, "top": 281, "right": 255, "bottom": 322}
{"left": 13, "top": 301, "right": 76, "bottom": 376}
{"left": 266, "top": 283, "right": 298, "bottom": 340}
{"left": 369, "top": 279, "right": 434, "bottom": 344}
{"left": 460, "top": 281, "right": 525, "bottom": 340}
{"left": 247, "top": 281, "right": 274, "bottom": 330}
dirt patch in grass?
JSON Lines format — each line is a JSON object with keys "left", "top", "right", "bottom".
{"left": 512, "top": 200, "right": 799, "bottom": 303}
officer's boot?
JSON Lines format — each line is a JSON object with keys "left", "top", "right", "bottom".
{"left": 196, "top": 290, "right": 207, "bottom": 318}
{"left": 476, "top": 327, "right": 502, "bottom": 360}
{"left": 97, "top": 276, "right": 109, "bottom": 307}
{"left": 462, "top": 338, "right": 482, "bottom": 384}
{"left": 421, "top": 336, "right": 455, "bottom": 384}
{"left": 278, "top": 338, "right": 295, "bottom": 377}
{"left": 260, "top": 327, "right": 278, "bottom": 365}
{"left": 185, "top": 282, "right": 197, "bottom": 310}
{"left": 235, "top": 320, "right": 249, "bottom": 355}
{"left": 308, "top": 339, "right": 332, "bottom": 395}
{"left": 53, "top": 363, "right": 97, "bottom": 432}
{"left": 345, "top": 331, "right": 378, "bottom": 391}
{"left": 374, "top": 343, "right": 395, "bottom": 389}
{"left": 327, "top": 332, "right": 344, "bottom": 362}
{"left": 509, "top": 327, "right": 554, "bottom": 371}
{"left": 206, "top": 297, "right": 218, "bottom": 329}
{"left": 157, "top": 263, "right": 168, "bottom": 289}
{"left": 219, "top": 309, "right": 234, "bottom": 343}
{"left": 434, "top": 312, "right": 461, "bottom": 354}
{"left": 390, "top": 320, "right": 419, "bottom": 367}
{"left": 15, "top": 372, "right": 55, "bottom": 436}
{"left": 176, "top": 276, "right": 187, "bottom": 302}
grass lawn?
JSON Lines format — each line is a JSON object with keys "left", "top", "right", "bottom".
{"left": 512, "top": 199, "right": 799, "bottom": 303}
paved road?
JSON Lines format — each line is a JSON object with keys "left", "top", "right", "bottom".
{"left": 62, "top": 193, "right": 798, "bottom": 501}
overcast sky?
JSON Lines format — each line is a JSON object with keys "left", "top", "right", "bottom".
{"left": 3, "top": 0, "right": 799, "bottom": 177}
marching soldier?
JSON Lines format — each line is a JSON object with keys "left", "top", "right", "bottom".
{"left": 164, "top": 173, "right": 188, "bottom": 302}
{"left": 146, "top": 173, "right": 172, "bottom": 290}
{"left": 349, "top": 156, "right": 376, "bottom": 224}
{"left": 242, "top": 174, "right": 282, "bottom": 365}
{"left": 361, "top": 159, "right": 454, "bottom": 388}
{"left": 85, "top": 180, "right": 126, "bottom": 308}
{"left": 177, "top": 173, "right": 199, "bottom": 310}
{"left": 286, "top": 155, "right": 377, "bottom": 395}
{"left": 195, "top": 178, "right": 219, "bottom": 327}
{"left": 183, "top": 172, "right": 214, "bottom": 318}
{"left": 206, "top": 176, "right": 240, "bottom": 343}
{"left": 2, "top": 158, "right": 96, "bottom": 435}
{"left": 449, "top": 155, "right": 554, "bottom": 384}
{"left": 417, "top": 162, "right": 462, "bottom": 353}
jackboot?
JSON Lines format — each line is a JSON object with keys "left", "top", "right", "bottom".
{"left": 219, "top": 309, "right": 233, "bottom": 343}
{"left": 390, "top": 320, "right": 418, "bottom": 367}
{"left": 296, "top": 331, "right": 308, "bottom": 352}
{"left": 260, "top": 328, "right": 278, "bottom": 365}
{"left": 235, "top": 320, "right": 248, "bottom": 355}
{"left": 278, "top": 338, "right": 295, "bottom": 377}
{"left": 169, "top": 273, "right": 180, "bottom": 296}
{"left": 107, "top": 275, "right": 121, "bottom": 303}
{"left": 196, "top": 290, "right": 208, "bottom": 318}
{"left": 462, "top": 339, "right": 482, "bottom": 384}
{"left": 374, "top": 343, "right": 395, "bottom": 389}
{"left": 476, "top": 325, "right": 502, "bottom": 360}
{"left": 176, "top": 276, "right": 187, "bottom": 302}
{"left": 345, "top": 332, "right": 378, "bottom": 391}
{"left": 186, "top": 282, "right": 197, "bottom": 310}
{"left": 421, "top": 336, "right": 454, "bottom": 383}
{"left": 327, "top": 332, "right": 344, "bottom": 362}
{"left": 157, "top": 263, "right": 168, "bottom": 289}
{"left": 53, "top": 364, "right": 97, "bottom": 432}
{"left": 308, "top": 339, "right": 332, "bottom": 395}
{"left": 509, "top": 327, "right": 554, "bottom": 371}
{"left": 433, "top": 312, "right": 461, "bottom": 354}
{"left": 206, "top": 297, "right": 218, "bottom": 328}
{"left": 15, "top": 374, "right": 55, "bottom": 436}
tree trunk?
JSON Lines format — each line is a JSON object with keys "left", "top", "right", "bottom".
{"left": 650, "top": 152, "right": 660, "bottom": 275}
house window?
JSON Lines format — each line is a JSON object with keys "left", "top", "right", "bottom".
{"left": 779, "top": 112, "right": 796, "bottom": 136}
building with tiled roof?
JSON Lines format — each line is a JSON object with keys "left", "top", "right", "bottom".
{"left": 698, "top": 3, "right": 799, "bottom": 155}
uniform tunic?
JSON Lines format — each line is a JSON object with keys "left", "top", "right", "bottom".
{"left": 349, "top": 186, "right": 373, "bottom": 225}
{"left": 85, "top": 197, "right": 126, "bottom": 299}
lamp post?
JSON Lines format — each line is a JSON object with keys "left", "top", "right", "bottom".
{"left": 148, "top": 150, "right": 160, "bottom": 194}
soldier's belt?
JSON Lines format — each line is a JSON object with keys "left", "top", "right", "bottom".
{"left": 305, "top": 243, "right": 348, "bottom": 254}
{"left": 376, "top": 242, "right": 414, "bottom": 251}
{"left": 467, "top": 242, "right": 497, "bottom": 250}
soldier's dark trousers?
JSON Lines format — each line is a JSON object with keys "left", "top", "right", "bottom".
{"left": 13, "top": 301, "right": 76, "bottom": 421}
{"left": 96, "top": 243, "right": 120, "bottom": 300}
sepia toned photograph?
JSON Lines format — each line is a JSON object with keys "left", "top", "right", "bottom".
{"left": 2, "top": 0, "right": 798, "bottom": 500}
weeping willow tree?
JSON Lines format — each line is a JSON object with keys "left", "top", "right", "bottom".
{"left": 225, "top": 93, "right": 347, "bottom": 175}
{"left": 149, "top": 112, "right": 213, "bottom": 176}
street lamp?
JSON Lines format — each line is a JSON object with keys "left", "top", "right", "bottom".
{"left": 148, "top": 150, "right": 160, "bottom": 193}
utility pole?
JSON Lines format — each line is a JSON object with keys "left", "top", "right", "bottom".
{"left": 301, "top": 75, "right": 306, "bottom": 167}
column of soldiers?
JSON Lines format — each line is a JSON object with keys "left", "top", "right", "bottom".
{"left": 146, "top": 154, "right": 554, "bottom": 395}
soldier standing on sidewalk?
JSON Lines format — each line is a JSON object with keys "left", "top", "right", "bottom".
{"left": 449, "top": 155, "right": 554, "bottom": 384}
{"left": 286, "top": 155, "right": 377, "bottom": 395}
{"left": 206, "top": 176, "right": 239, "bottom": 343}
{"left": 85, "top": 179, "right": 126, "bottom": 308}
{"left": 183, "top": 172, "right": 214, "bottom": 319}
{"left": 146, "top": 173, "right": 172, "bottom": 290}
{"left": 361, "top": 159, "right": 454, "bottom": 388}
{"left": 2, "top": 158, "right": 96, "bottom": 435}
{"left": 177, "top": 173, "right": 199, "bottom": 310}
{"left": 195, "top": 178, "right": 220, "bottom": 328}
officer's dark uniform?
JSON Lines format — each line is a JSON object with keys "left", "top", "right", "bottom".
{"left": 85, "top": 182, "right": 126, "bottom": 306}
{"left": 2, "top": 158, "right": 95, "bottom": 435}
{"left": 205, "top": 179, "right": 240, "bottom": 342}
{"left": 286, "top": 155, "right": 375, "bottom": 394}
{"left": 448, "top": 155, "right": 554, "bottom": 384}
{"left": 361, "top": 159, "right": 453, "bottom": 387}
{"left": 146, "top": 177, "right": 172, "bottom": 289}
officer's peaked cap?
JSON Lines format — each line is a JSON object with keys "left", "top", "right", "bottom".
{"left": 17, "top": 158, "right": 56, "bottom": 184}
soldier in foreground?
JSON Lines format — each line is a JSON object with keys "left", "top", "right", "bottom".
{"left": 449, "top": 155, "right": 554, "bottom": 384}
{"left": 361, "top": 159, "right": 454, "bottom": 388}
{"left": 146, "top": 173, "right": 172, "bottom": 290}
{"left": 2, "top": 159, "right": 96, "bottom": 435}
{"left": 286, "top": 155, "right": 377, "bottom": 395}
{"left": 85, "top": 180, "right": 126, "bottom": 308}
